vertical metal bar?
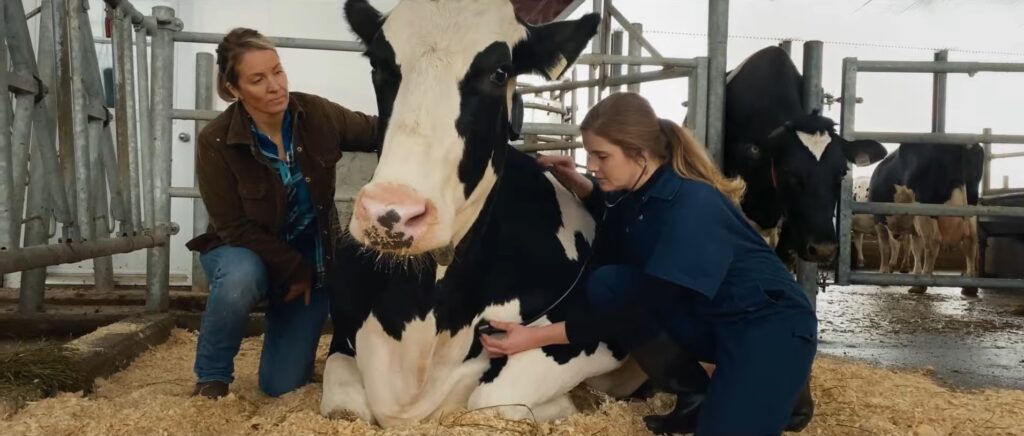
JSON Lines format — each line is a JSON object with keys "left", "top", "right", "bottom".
{"left": 705, "top": 0, "right": 728, "bottom": 167}
{"left": 9, "top": 95, "right": 35, "bottom": 250}
{"left": 57, "top": 0, "right": 80, "bottom": 242}
{"left": 71, "top": 0, "right": 115, "bottom": 289}
{"left": 931, "top": 49, "right": 948, "bottom": 134}
{"left": 798, "top": 40, "right": 824, "bottom": 309}
{"left": 0, "top": 26, "right": 15, "bottom": 254}
{"left": 693, "top": 56, "right": 709, "bottom": 147}
{"left": 20, "top": 136, "right": 51, "bottom": 313}
{"left": 112, "top": 7, "right": 135, "bottom": 234}
{"left": 982, "top": 127, "right": 992, "bottom": 196}
{"left": 68, "top": 0, "right": 94, "bottom": 244}
{"left": 687, "top": 70, "right": 697, "bottom": 129}
{"left": 21, "top": 0, "right": 66, "bottom": 309}
{"left": 609, "top": 30, "right": 623, "bottom": 93}
{"left": 120, "top": 15, "right": 142, "bottom": 230}
{"left": 598, "top": 0, "right": 611, "bottom": 100}
{"left": 3, "top": 0, "right": 41, "bottom": 250}
{"left": 837, "top": 57, "right": 858, "bottom": 285}
{"left": 90, "top": 120, "right": 116, "bottom": 291}
{"left": 802, "top": 41, "right": 824, "bottom": 113}
{"left": 779, "top": 39, "right": 793, "bottom": 55}
{"left": 627, "top": 23, "right": 641, "bottom": 94}
{"left": 78, "top": 6, "right": 126, "bottom": 228}
{"left": 588, "top": 0, "right": 602, "bottom": 108}
{"left": 192, "top": 52, "right": 214, "bottom": 293}
{"left": 136, "top": 24, "right": 153, "bottom": 229}
{"left": 147, "top": 5, "right": 177, "bottom": 312}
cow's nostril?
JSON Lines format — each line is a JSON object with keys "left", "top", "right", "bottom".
{"left": 405, "top": 208, "right": 428, "bottom": 229}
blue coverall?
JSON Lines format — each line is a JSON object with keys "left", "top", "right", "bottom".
{"left": 565, "top": 164, "right": 818, "bottom": 435}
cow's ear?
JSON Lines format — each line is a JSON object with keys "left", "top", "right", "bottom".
{"left": 841, "top": 139, "right": 887, "bottom": 167}
{"left": 512, "top": 13, "right": 600, "bottom": 80}
{"left": 344, "top": 0, "right": 384, "bottom": 44}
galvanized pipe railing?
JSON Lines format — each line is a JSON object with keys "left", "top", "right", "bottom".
{"left": 192, "top": 52, "right": 214, "bottom": 293}
{"left": 795, "top": 40, "right": 824, "bottom": 309}
{"left": 146, "top": 5, "right": 179, "bottom": 312}
{"left": 837, "top": 55, "right": 1024, "bottom": 290}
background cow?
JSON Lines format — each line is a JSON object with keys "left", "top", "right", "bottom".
{"left": 869, "top": 143, "right": 985, "bottom": 296}
{"left": 321, "top": 0, "right": 641, "bottom": 427}
{"left": 718, "top": 46, "right": 888, "bottom": 265}
{"left": 852, "top": 176, "right": 910, "bottom": 271}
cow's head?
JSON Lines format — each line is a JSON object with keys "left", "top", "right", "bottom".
{"left": 343, "top": 0, "right": 598, "bottom": 261}
{"left": 761, "top": 111, "right": 887, "bottom": 264}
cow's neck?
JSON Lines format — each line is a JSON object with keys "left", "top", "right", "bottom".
{"left": 451, "top": 152, "right": 503, "bottom": 251}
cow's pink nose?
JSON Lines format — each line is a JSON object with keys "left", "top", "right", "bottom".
{"left": 356, "top": 184, "right": 430, "bottom": 243}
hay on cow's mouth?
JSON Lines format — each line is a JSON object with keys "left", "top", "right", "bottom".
{"left": 2, "top": 329, "right": 1023, "bottom": 436}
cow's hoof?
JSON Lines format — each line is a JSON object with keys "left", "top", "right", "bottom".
{"left": 961, "top": 287, "right": 979, "bottom": 298}
{"left": 908, "top": 286, "right": 927, "bottom": 294}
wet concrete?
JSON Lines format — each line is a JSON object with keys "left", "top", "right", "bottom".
{"left": 817, "top": 283, "right": 1024, "bottom": 390}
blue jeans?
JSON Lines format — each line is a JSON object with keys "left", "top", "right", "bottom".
{"left": 193, "top": 245, "right": 329, "bottom": 397}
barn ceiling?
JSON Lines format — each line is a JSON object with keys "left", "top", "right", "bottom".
{"left": 511, "top": 0, "right": 578, "bottom": 25}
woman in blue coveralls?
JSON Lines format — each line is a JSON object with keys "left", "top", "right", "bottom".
{"left": 185, "top": 28, "right": 378, "bottom": 399}
{"left": 480, "top": 92, "right": 817, "bottom": 435}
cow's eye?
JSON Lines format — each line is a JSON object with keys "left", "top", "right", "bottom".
{"left": 491, "top": 66, "right": 511, "bottom": 85}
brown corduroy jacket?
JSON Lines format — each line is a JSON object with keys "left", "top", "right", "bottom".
{"left": 185, "top": 92, "right": 378, "bottom": 289}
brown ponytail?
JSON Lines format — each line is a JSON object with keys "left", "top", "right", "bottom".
{"left": 580, "top": 92, "right": 746, "bottom": 205}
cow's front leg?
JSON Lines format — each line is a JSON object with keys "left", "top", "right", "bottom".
{"left": 909, "top": 217, "right": 940, "bottom": 294}
{"left": 321, "top": 352, "right": 375, "bottom": 424}
{"left": 467, "top": 343, "right": 621, "bottom": 422}
{"left": 961, "top": 217, "right": 980, "bottom": 297}
{"left": 876, "top": 224, "right": 893, "bottom": 274}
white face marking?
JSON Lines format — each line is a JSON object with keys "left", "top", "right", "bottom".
{"left": 366, "top": 0, "right": 528, "bottom": 251}
{"left": 853, "top": 177, "right": 871, "bottom": 202}
{"left": 796, "top": 130, "right": 831, "bottom": 161}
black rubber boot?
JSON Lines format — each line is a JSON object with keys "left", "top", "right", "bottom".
{"left": 785, "top": 381, "right": 815, "bottom": 432}
{"left": 630, "top": 334, "right": 709, "bottom": 435}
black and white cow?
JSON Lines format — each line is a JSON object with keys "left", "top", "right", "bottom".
{"left": 869, "top": 143, "right": 985, "bottom": 296}
{"left": 320, "top": 0, "right": 641, "bottom": 427}
{"left": 719, "top": 46, "right": 888, "bottom": 264}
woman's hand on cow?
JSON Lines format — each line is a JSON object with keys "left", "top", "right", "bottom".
{"left": 479, "top": 321, "right": 570, "bottom": 358}
{"left": 536, "top": 154, "right": 593, "bottom": 199}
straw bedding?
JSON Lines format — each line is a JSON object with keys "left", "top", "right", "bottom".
{"left": 2, "top": 329, "right": 1022, "bottom": 435}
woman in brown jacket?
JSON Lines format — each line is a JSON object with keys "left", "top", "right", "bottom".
{"left": 185, "top": 28, "right": 378, "bottom": 398}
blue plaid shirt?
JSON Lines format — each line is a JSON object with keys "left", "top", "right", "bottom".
{"left": 250, "top": 109, "right": 325, "bottom": 289}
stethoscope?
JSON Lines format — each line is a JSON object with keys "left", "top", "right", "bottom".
{"left": 475, "top": 161, "right": 650, "bottom": 337}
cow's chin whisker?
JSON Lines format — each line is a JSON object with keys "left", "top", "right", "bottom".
{"left": 336, "top": 228, "right": 435, "bottom": 275}
{"left": 365, "top": 246, "right": 435, "bottom": 275}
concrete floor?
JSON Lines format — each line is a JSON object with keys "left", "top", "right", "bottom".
{"left": 817, "top": 283, "right": 1024, "bottom": 390}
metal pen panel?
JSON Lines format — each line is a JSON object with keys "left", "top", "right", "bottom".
{"left": 705, "top": 0, "right": 728, "bottom": 168}
{"left": 146, "top": 5, "right": 178, "bottom": 312}
{"left": 192, "top": 52, "right": 214, "bottom": 293}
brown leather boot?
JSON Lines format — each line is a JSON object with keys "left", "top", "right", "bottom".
{"left": 192, "top": 381, "right": 229, "bottom": 399}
